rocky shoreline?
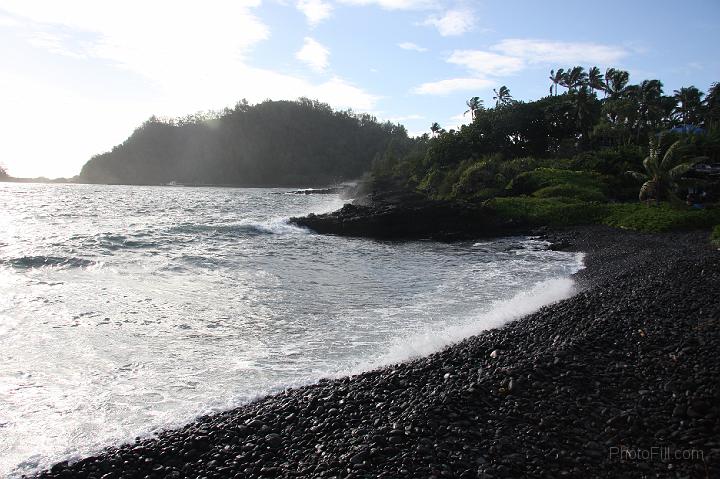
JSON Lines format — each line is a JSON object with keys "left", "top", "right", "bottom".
{"left": 33, "top": 226, "right": 719, "bottom": 478}
{"left": 289, "top": 195, "right": 524, "bottom": 241}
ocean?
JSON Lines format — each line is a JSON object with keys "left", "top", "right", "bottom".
{"left": 0, "top": 183, "right": 583, "bottom": 477}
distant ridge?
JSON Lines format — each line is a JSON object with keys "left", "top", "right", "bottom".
{"left": 79, "top": 99, "right": 413, "bottom": 187}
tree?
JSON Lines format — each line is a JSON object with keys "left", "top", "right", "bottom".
{"left": 0, "top": 164, "right": 8, "bottom": 179}
{"left": 492, "top": 86, "right": 513, "bottom": 107}
{"left": 549, "top": 69, "right": 565, "bottom": 96}
{"left": 561, "top": 66, "right": 588, "bottom": 92}
{"left": 604, "top": 68, "right": 629, "bottom": 97}
{"left": 625, "top": 79, "right": 670, "bottom": 143}
{"left": 673, "top": 86, "right": 704, "bottom": 125}
{"left": 626, "top": 137, "right": 701, "bottom": 203}
{"left": 571, "top": 86, "right": 598, "bottom": 142}
{"left": 704, "top": 82, "right": 720, "bottom": 129}
{"left": 430, "top": 122, "right": 441, "bottom": 137}
{"left": 588, "top": 66, "right": 605, "bottom": 94}
{"left": 464, "top": 97, "right": 483, "bottom": 120}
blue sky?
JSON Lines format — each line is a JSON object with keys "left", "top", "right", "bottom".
{"left": 1, "top": 0, "right": 718, "bottom": 178}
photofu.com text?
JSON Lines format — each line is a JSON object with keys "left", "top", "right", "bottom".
{"left": 609, "top": 446, "right": 704, "bottom": 461}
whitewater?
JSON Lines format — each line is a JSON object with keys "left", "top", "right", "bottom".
{"left": 0, "top": 183, "right": 584, "bottom": 477}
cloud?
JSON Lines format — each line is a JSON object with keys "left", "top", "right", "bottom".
{"left": 448, "top": 50, "right": 524, "bottom": 76}
{"left": 398, "top": 41, "right": 427, "bottom": 52}
{"left": 491, "top": 38, "right": 628, "bottom": 65}
{"left": 386, "top": 113, "right": 425, "bottom": 122}
{"left": 0, "top": 0, "right": 382, "bottom": 177}
{"left": 421, "top": 8, "right": 474, "bottom": 36}
{"left": 296, "top": 37, "right": 330, "bottom": 72}
{"left": 413, "top": 38, "right": 629, "bottom": 95}
{"left": 296, "top": 0, "right": 333, "bottom": 26}
{"left": 339, "top": 0, "right": 437, "bottom": 10}
{"left": 413, "top": 77, "right": 495, "bottom": 95}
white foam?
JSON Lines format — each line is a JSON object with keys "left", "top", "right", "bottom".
{"left": 353, "top": 275, "right": 579, "bottom": 372}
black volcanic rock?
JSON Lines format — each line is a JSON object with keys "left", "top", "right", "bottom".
{"left": 291, "top": 198, "right": 523, "bottom": 240}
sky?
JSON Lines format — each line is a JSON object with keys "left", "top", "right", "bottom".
{"left": 1, "top": 0, "right": 719, "bottom": 178}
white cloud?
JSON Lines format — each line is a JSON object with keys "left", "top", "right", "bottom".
{"left": 398, "top": 42, "right": 427, "bottom": 52}
{"left": 444, "top": 111, "right": 472, "bottom": 130}
{"left": 0, "top": 13, "right": 21, "bottom": 26}
{"left": 0, "top": 0, "right": 381, "bottom": 177}
{"left": 386, "top": 113, "right": 425, "bottom": 122}
{"left": 25, "top": 31, "right": 87, "bottom": 59}
{"left": 339, "top": 0, "right": 437, "bottom": 10}
{"left": 413, "top": 77, "right": 495, "bottom": 95}
{"left": 412, "top": 38, "right": 628, "bottom": 96}
{"left": 296, "top": 37, "right": 330, "bottom": 72}
{"left": 448, "top": 50, "right": 524, "bottom": 76}
{"left": 296, "top": 0, "right": 333, "bottom": 26}
{"left": 491, "top": 39, "right": 628, "bottom": 65}
{"left": 421, "top": 8, "right": 474, "bottom": 36}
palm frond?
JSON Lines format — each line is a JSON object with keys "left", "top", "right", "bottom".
{"left": 626, "top": 171, "right": 648, "bottom": 182}
{"left": 668, "top": 162, "right": 694, "bottom": 179}
{"left": 659, "top": 140, "right": 682, "bottom": 170}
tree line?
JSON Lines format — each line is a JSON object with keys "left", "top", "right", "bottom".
{"left": 372, "top": 66, "right": 719, "bottom": 202}
{"left": 79, "top": 98, "right": 412, "bottom": 186}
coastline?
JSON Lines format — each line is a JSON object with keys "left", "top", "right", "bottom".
{"left": 33, "top": 226, "right": 719, "bottom": 478}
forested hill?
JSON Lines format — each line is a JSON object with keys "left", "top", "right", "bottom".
{"left": 79, "top": 99, "right": 412, "bottom": 186}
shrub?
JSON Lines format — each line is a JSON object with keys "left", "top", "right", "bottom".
{"left": 506, "top": 168, "right": 610, "bottom": 196}
{"left": 532, "top": 184, "right": 607, "bottom": 202}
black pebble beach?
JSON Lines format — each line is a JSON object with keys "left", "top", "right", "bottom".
{"left": 34, "top": 226, "right": 720, "bottom": 478}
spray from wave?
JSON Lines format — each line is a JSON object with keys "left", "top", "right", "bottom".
{"left": 353, "top": 275, "right": 580, "bottom": 372}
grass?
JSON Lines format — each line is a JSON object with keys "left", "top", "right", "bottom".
{"left": 603, "top": 203, "right": 720, "bottom": 232}
{"left": 710, "top": 225, "right": 720, "bottom": 246}
{"left": 486, "top": 196, "right": 720, "bottom": 233}
{"left": 486, "top": 197, "right": 609, "bottom": 227}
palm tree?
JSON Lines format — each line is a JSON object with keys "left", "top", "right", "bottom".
{"left": 549, "top": 69, "right": 564, "bottom": 96}
{"left": 704, "top": 82, "right": 720, "bottom": 129}
{"left": 626, "top": 137, "right": 701, "bottom": 203}
{"left": 604, "top": 68, "right": 629, "bottom": 97}
{"left": 572, "top": 86, "right": 594, "bottom": 141}
{"left": 561, "top": 66, "right": 588, "bottom": 92}
{"left": 630, "top": 79, "right": 666, "bottom": 142}
{"left": 430, "top": 122, "right": 441, "bottom": 137}
{"left": 587, "top": 66, "right": 605, "bottom": 95}
{"left": 493, "top": 86, "right": 513, "bottom": 106}
{"left": 464, "top": 97, "right": 483, "bottom": 120}
{"left": 673, "top": 86, "right": 704, "bottom": 125}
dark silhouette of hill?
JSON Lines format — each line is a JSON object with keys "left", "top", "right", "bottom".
{"left": 79, "top": 99, "right": 412, "bottom": 186}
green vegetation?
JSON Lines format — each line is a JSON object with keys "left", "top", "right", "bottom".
{"left": 711, "top": 225, "right": 720, "bottom": 246}
{"left": 626, "top": 137, "right": 705, "bottom": 202}
{"left": 486, "top": 197, "right": 720, "bottom": 233}
{"left": 507, "top": 168, "right": 609, "bottom": 197}
{"left": 79, "top": 99, "right": 413, "bottom": 186}
{"left": 370, "top": 67, "right": 720, "bottom": 234}
{"left": 486, "top": 197, "right": 609, "bottom": 227}
{"left": 604, "top": 203, "right": 720, "bottom": 232}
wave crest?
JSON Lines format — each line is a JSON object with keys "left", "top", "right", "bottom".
{"left": 2, "top": 256, "right": 96, "bottom": 270}
{"left": 356, "top": 276, "right": 578, "bottom": 371}
{"left": 169, "top": 219, "right": 307, "bottom": 237}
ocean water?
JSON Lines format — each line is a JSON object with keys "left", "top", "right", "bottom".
{"left": 0, "top": 183, "right": 584, "bottom": 477}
